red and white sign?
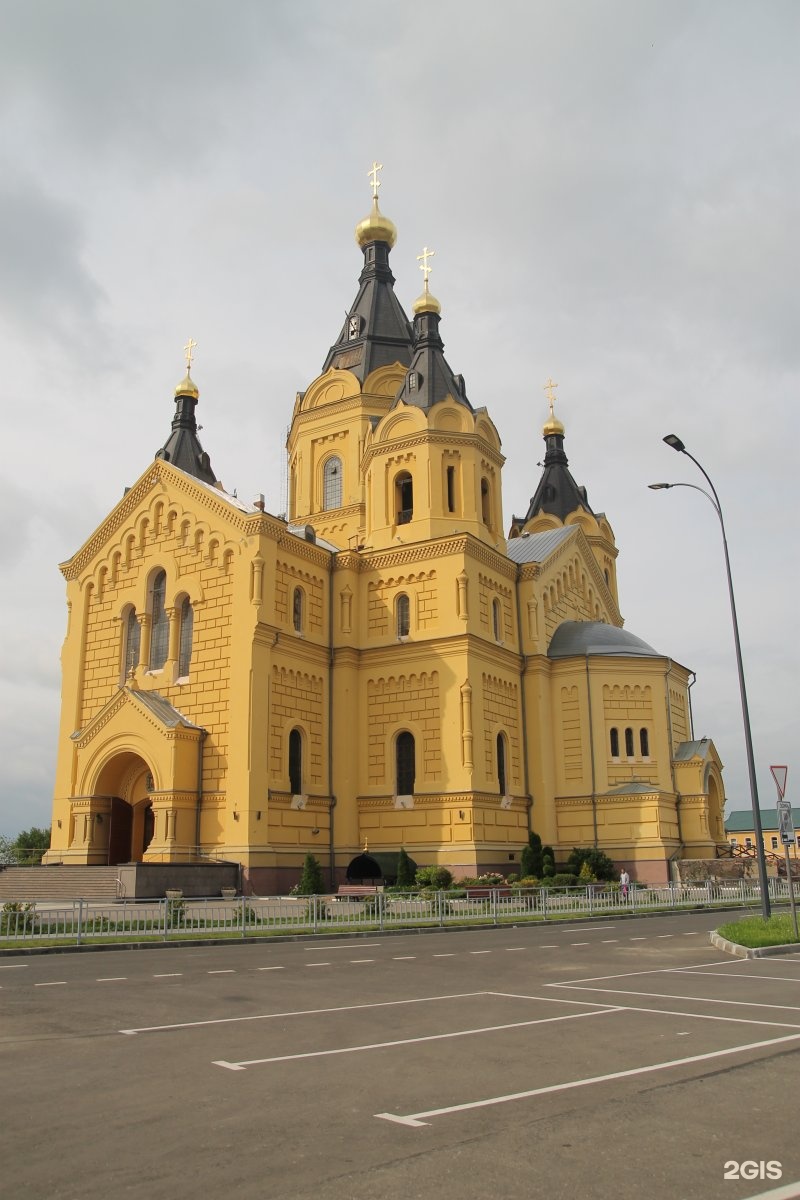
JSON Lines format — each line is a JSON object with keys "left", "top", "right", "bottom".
{"left": 770, "top": 765, "right": 788, "bottom": 798}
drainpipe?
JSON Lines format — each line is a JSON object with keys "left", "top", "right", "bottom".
{"left": 328, "top": 550, "right": 337, "bottom": 889}
{"left": 514, "top": 565, "right": 532, "bottom": 829}
{"left": 194, "top": 729, "right": 208, "bottom": 858}
{"left": 664, "top": 660, "right": 683, "bottom": 852}
{"left": 584, "top": 656, "right": 598, "bottom": 848}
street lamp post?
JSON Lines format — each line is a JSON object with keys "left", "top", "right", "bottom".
{"left": 650, "top": 434, "right": 771, "bottom": 920}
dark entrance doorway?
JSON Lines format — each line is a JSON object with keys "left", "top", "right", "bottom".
{"left": 107, "top": 797, "right": 132, "bottom": 866}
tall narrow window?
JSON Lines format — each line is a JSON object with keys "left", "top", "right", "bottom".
{"left": 396, "top": 593, "right": 410, "bottom": 638}
{"left": 446, "top": 465, "right": 456, "bottom": 513}
{"left": 289, "top": 729, "right": 302, "bottom": 795}
{"left": 481, "top": 478, "right": 491, "bottom": 526}
{"left": 149, "top": 570, "right": 168, "bottom": 670}
{"left": 323, "top": 456, "right": 342, "bottom": 510}
{"left": 396, "top": 731, "right": 415, "bottom": 796}
{"left": 292, "top": 587, "right": 304, "bottom": 633}
{"left": 624, "top": 727, "right": 634, "bottom": 757}
{"left": 610, "top": 727, "right": 619, "bottom": 758}
{"left": 124, "top": 608, "right": 140, "bottom": 677}
{"left": 639, "top": 727, "right": 649, "bottom": 757}
{"left": 395, "top": 472, "right": 413, "bottom": 524}
{"left": 497, "top": 733, "right": 507, "bottom": 795}
{"left": 178, "top": 597, "right": 193, "bottom": 677}
{"left": 492, "top": 598, "right": 502, "bottom": 641}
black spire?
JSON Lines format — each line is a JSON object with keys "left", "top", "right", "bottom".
{"left": 394, "top": 298, "right": 473, "bottom": 412}
{"left": 521, "top": 419, "right": 593, "bottom": 524}
{"left": 155, "top": 374, "right": 217, "bottom": 486}
{"left": 321, "top": 198, "right": 413, "bottom": 382}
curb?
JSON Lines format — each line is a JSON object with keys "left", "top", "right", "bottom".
{"left": 709, "top": 930, "right": 800, "bottom": 958}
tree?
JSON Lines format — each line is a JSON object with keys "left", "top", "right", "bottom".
{"left": 296, "top": 853, "right": 325, "bottom": 895}
{"left": 566, "top": 846, "right": 616, "bottom": 882}
{"left": 396, "top": 847, "right": 415, "bottom": 888}
{"left": 541, "top": 845, "right": 556, "bottom": 878}
{"left": 520, "top": 831, "right": 543, "bottom": 880}
{"left": 3, "top": 827, "right": 51, "bottom": 865}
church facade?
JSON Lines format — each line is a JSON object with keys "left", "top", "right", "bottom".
{"left": 44, "top": 184, "right": 727, "bottom": 889}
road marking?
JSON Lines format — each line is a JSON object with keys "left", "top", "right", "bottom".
{"left": 375, "top": 1030, "right": 800, "bottom": 1127}
{"left": 256, "top": 966, "right": 284, "bottom": 972}
{"left": 306, "top": 963, "right": 330, "bottom": 967}
{"left": 505, "top": 947, "right": 526, "bottom": 952}
{"left": 153, "top": 973, "right": 182, "bottom": 978}
{"left": 739, "top": 1180, "right": 800, "bottom": 1200}
{"left": 350, "top": 959, "right": 375, "bottom": 964}
{"left": 551, "top": 983, "right": 800, "bottom": 1016}
{"left": 552, "top": 960, "right": 732, "bottom": 985}
{"left": 684, "top": 970, "right": 800, "bottom": 984}
{"left": 683, "top": 931, "right": 699, "bottom": 936}
{"left": 629, "top": 937, "right": 647, "bottom": 941}
{"left": 470, "top": 951, "right": 492, "bottom": 955}
{"left": 120, "top": 990, "right": 488, "bottom": 1035}
{"left": 97, "top": 977, "right": 127, "bottom": 982}
{"left": 213, "top": 1006, "right": 621, "bottom": 1071}
{"left": 433, "top": 954, "right": 455, "bottom": 958}
{"left": 305, "top": 943, "right": 381, "bottom": 951}
{"left": 393, "top": 956, "right": 416, "bottom": 960}
{"left": 0, "top": 964, "right": 28, "bottom": 969}
{"left": 557, "top": 926, "right": 615, "bottom": 933}
{"left": 657, "top": 935, "right": 674, "bottom": 939}
{"left": 539, "top": 945, "right": 559, "bottom": 949}
{"left": 571, "top": 943, "right": 590, "bottom": 947}
{"left": 35, "top": 981, "right": 66, "bottom": 987}
{"left": 601, "top": 939, "right": 618, "bottom": 943}
{"left": 208, "top": 970, "right": 235, "bottom": 974}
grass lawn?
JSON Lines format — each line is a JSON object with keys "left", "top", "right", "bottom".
{"left": 717, "top": 912, "right": 800, "bottom": 948}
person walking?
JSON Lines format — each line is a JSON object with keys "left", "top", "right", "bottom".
{"left": 620, "top": 869, "right": 630, "bottom": 900}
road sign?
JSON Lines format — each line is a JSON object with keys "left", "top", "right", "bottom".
{"left": 770, "top": 765, "right": 788, "bottom": 798}
{"left": 777, "top": 799, "right": 795, "bottom": 847}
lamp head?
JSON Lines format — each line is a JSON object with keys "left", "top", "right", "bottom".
{"left": 648, "top": 483, "right": 672, "bottom": 490}
{"left": 663, "top": 434, "right": 685, "bottom": 452}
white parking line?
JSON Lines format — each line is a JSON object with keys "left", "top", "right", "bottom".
{"left": 256, "top": 966, "right": 284, "bottom": 971}
{"left": 350, "top": 959, "right": 375, "bottom": 964}
{"left": 505, "top": 947, "right": 526, "bottom": 952}
{"left": 739, "top": 1180, "right": 800, "bottom": 1200}
{"left": 470, "top": 951, "right": 491, "bottom": 955}
{"left": 306, "top": 963, "right": 330, "bottom": 967}
{"left": 0, "top": 964, "right": 28, "bottom": 969}
{"left": 153, "top": 973, "right": 182, "bottom": 978}
{"left": 433, "top": 954, "right": 455, "bottom": 958}
{"left": 214, "top": 1006, "right": 621, "bottom": 1071}
{"left": 550, "top": 983, "right": 800, "bottom": 1016}
{"left": 97, "top": 977, "right": 127, "bottom": 982}
{"left": 35, "top": 981, "right": 66, "bottom": 987}
{"left": 375, "top": 1031, "right": 800, "bottom": 1127}
{"left": 120, "top": 991, "right": 488, "bottom": 1035}
{"left": 305, "top": 943, "right": 381, "bottom": 951}
{"left": 571, "top": 943, "right": 590, "bottom": 947}
{"left": 208, "top": 970, "right": 235, "bottom": 975}
{"left": 601, "top": 940, "right": 618, "bottom": 944}
{"left": 393, "top": 956, "right": 416, "bottom": 960}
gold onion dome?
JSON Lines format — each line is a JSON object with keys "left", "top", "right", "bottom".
{"left": 412, "top": 281, "right": 441, "bottom": 315}
{"left": 543, "top": 411, "right": 565, "bottom": 436}
{"left": 175, "top": 372, "right": 199, "bottom": 399}
{"left": 355, "top": 196, "right": 397, "bottom": 248}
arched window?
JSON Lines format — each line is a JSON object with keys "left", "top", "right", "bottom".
{"left": 395, "top": 472, "right": 413, "bottom": 525}
{"left": 497, "top": 733, "right": 507, "bottom": 795}
{"left": 446, "top": 465, "right": 456, "bottom": 513}
{"left": 396, "top": 593, "right": 410, "bottom": 638}
{"left": 624, "top": 727, "right": 634, "bottom": 757}
{"left": 178, "top": 597, "right": 193, "bottom": 677}
{"left": 610, "top": 727, "right": 619, "bottom": 758}
{"left": 492, "top": 598, "right": 501, "bottom": 641}
{"left": 292, "top": 587, "right": 304, "bottom": 633}
{"left": 396, "top": 731, "right": 415, "bottom": 796}
{"left": 149, "top": 570, "right": 169, "bottom": 670}
{"left": 481, "top": 477, "right": 491, "bottom": 526}
{"left": 123, "top": 607, "right": 140, "bottom": 677}
{"left": 640, "top": 727, "right": 649, "bottom": 757}
{"left": 323, "top": 456, "right": 342, "bottom": 511}
{"left": 289, "top": 729, "right": 302, "bottom": 795}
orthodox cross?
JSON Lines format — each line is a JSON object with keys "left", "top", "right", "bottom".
{"left": 543, "top": 376, "right": 558, "bottom": 418}
{"left": 184, "top": 337, "right": 198, "bottom": 371}
{"left": 368, "top": 161, "right": 383, "bottom": 197}
{"left": 417, "top": 246, "right": 435, "bottom": 283}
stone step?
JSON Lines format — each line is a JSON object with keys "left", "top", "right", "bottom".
{"left": 0, "top": 866, "right": 120, "bottom": 903}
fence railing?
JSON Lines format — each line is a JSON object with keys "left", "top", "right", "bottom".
{"left": 0, "top": 879, "right": 793, "bottom": 947}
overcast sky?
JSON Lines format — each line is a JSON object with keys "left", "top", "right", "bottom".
{"left": 1, "top": 0, "right": 797, "bottom": 838}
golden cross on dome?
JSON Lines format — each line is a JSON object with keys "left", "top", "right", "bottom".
{"left": 184, "top": 337, "right": 198, "bottom": 371}
{"left": 543, "top": 376, "right": 559, "bottom": 417}
{"left": 417, "top": 246, "right": 435, "bottom": 283}
{"left": 367, "top": 161, "right": 383, "bottom": 197}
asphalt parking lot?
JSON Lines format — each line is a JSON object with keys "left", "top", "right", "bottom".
{"left": 2, "top": 910, "right": 799, "bottom": 1200}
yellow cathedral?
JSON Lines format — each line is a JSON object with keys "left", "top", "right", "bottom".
{"left": 45, "top": 180, "right": 727, "bottom": 889}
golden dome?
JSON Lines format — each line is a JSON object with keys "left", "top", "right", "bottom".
{"left": 543, "top": 413, "right": 565, "bottom": 437}
{"left": 175, "top": 372, "right": 199, "bottom": 399}
{"left": 355, "top": 196, "right": 397, "bottom": 248}
{"left": 412, "top": 282, "right": 441, "bottom": 315}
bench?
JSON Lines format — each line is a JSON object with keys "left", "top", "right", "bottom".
{"left": 335, "top": 885, "right": 382, "bottom": 901}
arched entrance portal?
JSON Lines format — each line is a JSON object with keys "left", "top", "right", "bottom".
{"left": 93, "top": 753, "right": 157, "bottom": 865}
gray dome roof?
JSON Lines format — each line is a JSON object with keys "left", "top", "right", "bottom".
{"left": 548, "top": 621, "right": 660, "bottom": 659}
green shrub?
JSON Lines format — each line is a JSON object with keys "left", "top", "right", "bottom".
{"left": 505, "top": 873, "right": 519, "bottom": 885}
{"left": 578, "top": 860, "right": 596, "bottom": 883}
{"left": 1, "top": 901, "right": 40, "bottom": 934}
{"left": 513, "top": 876, "right": 540, "bottom": 888}
{"left": 415, "top": 865, "right": 453, "bottom": 890}
{"left": 566, "top": 847, "right": 617, "bottom": 882}
{"left": 541, "top": 846, "right": 555, "bottom": 877}
{"left": 296, "top": 853, "right": 326, "bottom": 895}
{"left": 396, "top": 847, "right": 416, "bottom": 888}
{"left": 546, "top": 873, "right": 579, "bottom": 889}
{"left": 520, "top": 832, "right": 543, "bottom": 880}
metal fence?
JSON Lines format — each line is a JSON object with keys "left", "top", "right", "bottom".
{"left": 0, "top": 878, "right": 793, "bottom": 947}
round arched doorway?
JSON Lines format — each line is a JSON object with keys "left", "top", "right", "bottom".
{"left": 93, "top": 752, "right": 157, "bottom": 864}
